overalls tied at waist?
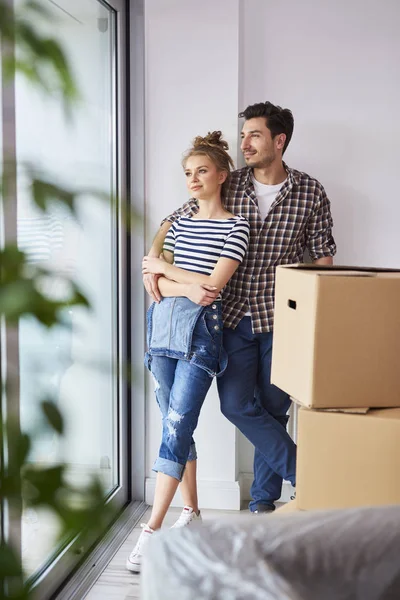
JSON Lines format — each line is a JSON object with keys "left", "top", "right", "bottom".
{"left": 145, "top": 297, "right": 227, "bottom": 377}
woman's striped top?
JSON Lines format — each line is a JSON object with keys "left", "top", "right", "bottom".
{"left": 163, "top": 215, "right": 250, "bottom": 276}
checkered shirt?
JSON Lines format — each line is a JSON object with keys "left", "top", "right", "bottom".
{"left": 163, "top": 164, "right": 336, "bottom": 333}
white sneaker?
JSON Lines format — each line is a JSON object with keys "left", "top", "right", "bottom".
{"left": 126, "top": 523, "right": 154, "bottom": 573}
{"left": 171, "top": 506, "right": 202, "bottom": 528}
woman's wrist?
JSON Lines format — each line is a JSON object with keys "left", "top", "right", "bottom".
{"left": 147, "top": 248, "right": 161, "bottom": 259}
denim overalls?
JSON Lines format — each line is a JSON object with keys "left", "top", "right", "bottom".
{"left": 145, "top": 297, "right": 227, "bottom": 481}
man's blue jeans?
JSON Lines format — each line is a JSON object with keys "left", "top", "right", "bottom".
{"left": 217, "top": 317, "right": 296, "bottom": 511}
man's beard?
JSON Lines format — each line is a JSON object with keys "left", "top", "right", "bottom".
{"left": 245, "top": 152, "right": 275, "bottom": 169}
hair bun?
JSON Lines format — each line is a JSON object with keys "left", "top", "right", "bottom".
{"left": 192, "top": 131, "right": 229, "bottom": 152}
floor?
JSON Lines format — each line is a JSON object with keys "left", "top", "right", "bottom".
{"left": 84, "top": 505, "right": 280, "bottom": 600}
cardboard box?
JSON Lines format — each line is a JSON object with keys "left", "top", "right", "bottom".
{"left": 273, "top": 499, "right": 300, "bottom": 514}
{"left": 296, "top": 407, "right": 400, "bottom": 510}
{"left": 271, "top": 264, "right": 400, "bottom": 408}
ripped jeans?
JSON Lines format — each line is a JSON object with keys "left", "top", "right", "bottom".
{"left": 146, "top": 300, "right": 226, "bottom": 481}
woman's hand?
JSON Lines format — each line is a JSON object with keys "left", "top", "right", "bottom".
{"left": 142, "top": 255, "right": 167, "bottom": 276}
{"left": 143, "top": 273, "right": 161, "bottom": 303}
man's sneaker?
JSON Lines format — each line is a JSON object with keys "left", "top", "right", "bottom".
{"left": 253, "top": 504, "right": 275, "bottom": 514}
{"left": 171, "top": 506, "right": 202, "bottom": 528}
{"left": 126, "top": 523, "right": 154, "bottom": 573}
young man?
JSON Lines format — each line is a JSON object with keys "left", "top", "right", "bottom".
{"left": 144, "top": 102, "right": 336, "bottom": 512}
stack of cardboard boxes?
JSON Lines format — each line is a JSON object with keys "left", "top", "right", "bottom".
{"left": 271, "top": 264, "right": 400, "bottom": 511}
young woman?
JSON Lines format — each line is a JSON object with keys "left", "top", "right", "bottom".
{"left": 126, "top": 132, "right": 249, "bottom": 572}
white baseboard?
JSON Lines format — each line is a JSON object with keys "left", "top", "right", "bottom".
{"left": 145, "top": 472, "right": 295, "bottom": 510}
{"left": 239, "top": 472, "right": 295, "bottom": 504}
{"left": 145, "top": 477, "right": 241, "bottom": 510}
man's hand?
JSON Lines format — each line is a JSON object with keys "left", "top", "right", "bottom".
{"left": 186, "top": 283, "right": 219, "bottom": 306}
{"left": 143, "top": 273, "right": 162, "bottom": 303}
{"left": 313, "top": 256, "right": 333, "bottom": 266}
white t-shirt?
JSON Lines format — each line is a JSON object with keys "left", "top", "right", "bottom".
{"left": 244, "top": 175, "right": 287, "bottom": 316}
{"left": 251, "top": 175, "right": 287, "bottom": 221}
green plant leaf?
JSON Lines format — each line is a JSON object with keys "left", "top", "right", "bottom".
{"left": 0, "top": 1, "right": 80, "bottom": 116}
{"left": 57, "top": 479, "right": 114, "bottom": 541}
{"left": 41, "top": 401, "right": 64, "bottom": 434}
{"left": 0, "top": 245, "right": 91, "bottom": 325}
{"left": 23, "top": 465, "right": 65, "bottom": 506}
{"left": 0, "top": 2, "right": 14, "bottom": 39}
{"left": 24, "top": 0, "right": 53, "bottom": 20}
{"left": 31, "top": 178, "right": 76, "bottom": 215}
{"left": 1, "top": 474, "right": 22, "bottom": 499}
{"left": 0, "top": 245, "right": 27, "bottom": 281}
{"left": 69, "top": 286, "right": 91, "bottom": 310}
{"left": 16, "top": 433, "right": 31, "bottom": 467}
{"left": 0, "top": 281, "right": 36, "bottom": 320}
{"left": 0, "top": 543, "right": 22, "bottom": 578}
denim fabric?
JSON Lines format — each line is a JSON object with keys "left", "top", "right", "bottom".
{"left": 149, "top": 355, "right": 213, "bottom": 480}
{"left": 146, "top": 300, "right": 227, "bottom": 480}
{"left": 145, "top": 298, "right": 228, "bottom": 377}
{"left": 147, "top": 297, "right": 203, "bottom": 359}
{"left": 217, "top": 317, "right": 296, "bottom": 510}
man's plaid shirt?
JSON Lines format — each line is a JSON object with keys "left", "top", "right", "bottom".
{"left": 164, "top": 164, "right": 336, "bottom": 333}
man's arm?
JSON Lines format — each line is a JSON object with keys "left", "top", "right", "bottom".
{"left": 143, "top": 200, "right": 199, "bottom": 302}
{"left": 306, "top": 185, "right": 336, "bottom": 263}
{"left": 314, "top": 256, "right": 333, "bottom": 266}
{"left": 147, "top": 221, "right": 172, "bottom": 258}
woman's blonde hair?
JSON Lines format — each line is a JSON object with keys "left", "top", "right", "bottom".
{"left": 182, "top": 131, "right": 234, "bottom": 198}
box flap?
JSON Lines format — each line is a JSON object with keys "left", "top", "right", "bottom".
{"left": 278, "top": 263, "right": 400, "bottom": 275}
{"left": 291, "top": 398, "right": 371, "bottom": 412}
{"left": 320, "top": 407, "right": 370, "bottom": 414}
{"left": 368, "top": 408, "right": 400, "bottom": 420}
{"left": 299, "top": 407, "right": 400, "bottom": 420}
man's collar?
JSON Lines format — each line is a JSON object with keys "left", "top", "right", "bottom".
{"left": 243, "top": 161, "right": 299, "bottom": 187}
{"left": 283, "top": 161, "right": 299, "bottom": 185}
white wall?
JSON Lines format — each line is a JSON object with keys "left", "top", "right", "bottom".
{"left": 240, "top": 0, "right": 400, "bottom": 267}
{"left": 238, "top": 0, "right": 400, "bottom": 474}
{"left": 144, "top": 0, "right": 400, "bottom": 502}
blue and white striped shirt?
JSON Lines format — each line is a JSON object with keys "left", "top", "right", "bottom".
{"left": 163, "top": 216, "right": 250, "bottom": 276}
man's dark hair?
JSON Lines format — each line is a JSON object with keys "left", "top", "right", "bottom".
{"left": 239, "top": 101, "right": 294, "bottom": 154}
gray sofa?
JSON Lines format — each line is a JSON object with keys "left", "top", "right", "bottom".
{"left": 142, "top": 505, "right": 400, "bottom": 600}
